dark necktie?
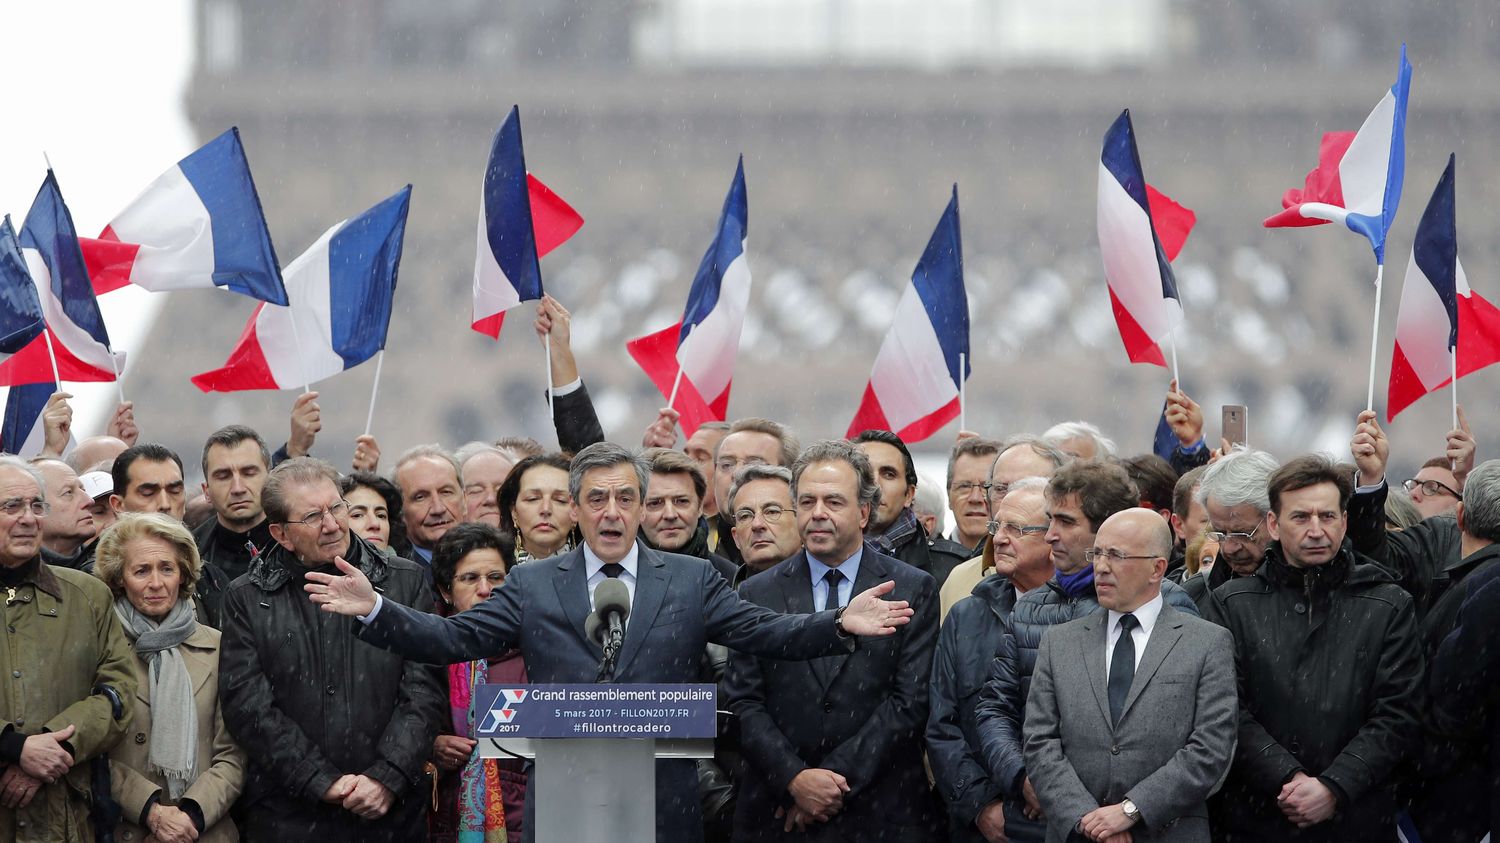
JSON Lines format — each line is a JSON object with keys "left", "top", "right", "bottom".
{"left": 1108, "top": 613, "right": 1139, "bottom": 726}
{"left": 822, "top": 568, "right": 846, "bottom": 611}
{"left": 601, "top": 563, "right": 625, "bottom": 579}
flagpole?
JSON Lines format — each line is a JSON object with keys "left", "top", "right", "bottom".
{"left": 1365, "top": 263, "right": 1384, "bottom": 412}
{"left": 544, "top": 332, "right": 555, "bottom": 418}
{"left": 40, "top": 329, "right": 61, "bottom": 387}
{"left": 667, "top": 324, "right": 693, "bottom": 414}
{"left": 1450, "top": 351, "right": 1459, "bottom": 430}
{"left": 287, "top": 311, "right": 311, "bottom": 393}
{"left": 958, "top": 352, "right": 967, "bottom": 432}
{"left": 364, "top": 349, "right": 385, "bottom": 436}
{"left": 1168, "top": 328, "right": 1181, "bottom": 393}
{"left": 106, "top": 347, "right": 126, "bottom": 405}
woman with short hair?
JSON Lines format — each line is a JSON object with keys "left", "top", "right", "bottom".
{"left": 93, "top": 513, "right": 246, "bottom": 843}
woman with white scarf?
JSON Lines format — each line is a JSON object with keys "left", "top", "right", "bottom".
{"left": 93, "top": 513, "right": 246, "bottom": 843}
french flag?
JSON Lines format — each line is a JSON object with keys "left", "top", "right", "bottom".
{"left": 80, "top": 128, "right": 288, "bottom": 304}
{"left": 627, "top": 158, "right": 750, "bottom": 437}
{"left": 846, "top": 185, "right": 967, "bottom": 442}
{"left": 0, "top": 382, "right": 56, "bottom": 457}
{"left": 0, "top": 172, "right": 124, "bottom": 387}
{"left": 0, "top": 217, "right": 47, "bottom": 367}
{"left": 472, "top": 106, "right": 584, "bottom": 338}
{"left": 1265, "top": 45, "right": 1412, "bottom": 263}
{"left": 192, "top": 186, "right": 412, "bottom": 392}
{"left": 1098, "top": 109, "right": 1196, "bottom": 368}
{"left": 1387, "top": 156, "right": 1500, "bottom": 421}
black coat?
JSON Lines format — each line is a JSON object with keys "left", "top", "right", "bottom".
{"left": 725, "top": 544, "right": 943, "bottom": 842}
{"left": 219, "top": 536, "right": 445, "bottom": 841}
{"left": 1203, "top": 541, "right": 1423, "bottom": 842}
{"left": 1429, "top": 559, "right": 1500, "bottom": 841}
{"left": 1346, "top": 482, "right": 1463, "bottom": 622}
{"left": 877, "top": 513, "right": 972, "bottom": 590}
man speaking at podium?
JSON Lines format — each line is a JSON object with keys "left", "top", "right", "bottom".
{"left": 305, "top": 442, "right": 915, "bottom": 842}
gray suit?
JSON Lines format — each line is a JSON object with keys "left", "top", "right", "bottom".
{"left": 1022, "top": 602, "right": 1237, "bottom": 843}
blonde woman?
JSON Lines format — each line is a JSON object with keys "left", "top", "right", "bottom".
{"left": 94, "top": 514, "right": 246, "bottom": 843}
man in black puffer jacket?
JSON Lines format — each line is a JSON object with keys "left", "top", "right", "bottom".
{"left": 1203, "top": 455, "right": 1422, "bottom": 843}
{"left": 220, "top": 458, "right": 444, "bottom": 842}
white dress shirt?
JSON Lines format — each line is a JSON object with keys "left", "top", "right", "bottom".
{"left": 1104, "top": 592, "right": 1164, "bottom": 675}
{"left": 583, "top": 541, "right": 640, "bottom": 622}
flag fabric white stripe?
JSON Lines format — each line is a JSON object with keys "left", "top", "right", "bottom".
{"left": 677, "top": 246, "right": 750, "bottom": 404}
{"left": 105, "top": 164, "right": 218, "bottom": 287}
{"left": 1097, "top": 162, "right": 1182, "bottom": 342}
{"left": 867, "top": 282, "right": 959, "bottom": 429}
{"left": 1337, "top": 90, "right": 1399, "bottom": 219}
{"left": 20, "top": 248, "right": 124, "bottom": 373}
{"left": 257, "top": 220, "right": 348, "bottom": 388}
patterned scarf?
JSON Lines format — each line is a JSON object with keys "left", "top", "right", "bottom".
{"left": 448, "top": 660, "right": 507, "bottom": 842}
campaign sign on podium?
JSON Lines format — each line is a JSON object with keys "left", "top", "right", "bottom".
{"left": 473, "top": 683, "right": 717, "bottom": 739}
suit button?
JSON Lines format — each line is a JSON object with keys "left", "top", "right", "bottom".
{"left": 1111, "top": 745, "right": 1121, "bottom": 755}
{"left": 13, "top": 720, "right": 21, "bottom": 728}
{"left": 327, "top": 685, "right": 336, "bottom": 696}
{"left": 1294, "top": 603, "right": 1306, "bottom": 614}
{"left": 822, "top": 702, "right": 833, "bottom": 713}
{"left": 10, "top": 670, "right": 18, "bottom": 678}
{"left": 135, "top": 733, "right": 147, "bottom": 744}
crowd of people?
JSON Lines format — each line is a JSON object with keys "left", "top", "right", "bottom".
{"left": 1, "top": 297, "right": 1497, "bottom": 843}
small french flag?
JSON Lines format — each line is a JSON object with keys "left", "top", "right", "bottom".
{"left": 1097, "top": 109, "right": 1195, "bottom": 368}
{"left": 0, "top": 218, "right": 47, "bottom": 369}
{"left": 1387, "top": 156, "right": 1500, "bottom": 421}
{"left": 1265, "top": 45, "right": 1412, "bottom": 264}
{"left": 0, "top": 172, "right": 124, "bottom": 387}
{"left": 471, "top": 106, "right": 583, "bottom": 339}
{"left": 846, "top": 185, "right": 968, "bottom": 443}
{"left": 0, "top": 381, "right": 55, "bottom": 457}
{"left": 192, "top": 186, "right": 412, "bottom": 392}
{"left": 80, "top": 128, "right": 288, "bottom": 304}
{"left": 627, "top": 157, "right": 751, "bottom": 437}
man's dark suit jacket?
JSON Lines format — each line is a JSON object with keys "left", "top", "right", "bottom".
{"left": 357, "top": 539, "right": 854, "bottom": 843}
{"left": 724, "top": 542, "right": 943, "bottom": 842}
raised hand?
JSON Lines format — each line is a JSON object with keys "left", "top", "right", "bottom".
{"left": 288, "top": 391, "right": 321, "bottom": 457}
{"left": 1448, "top": 404, "right": 1476, "bottom": 484}
{"left": 535, "top": 294, "right": 579, "bottom": 387}
{"left": 352, "top": 434, "right": 381, "bottom": 473}
{"left": 840, "top": 580, "right": 914, "bottom": 636}
{"left": 1164, "top": 378, "right": 1204, "bottom": 447}
{"left": 641, "top": 407, "right": 679, "bottom": 448}
{"left": 305, "top": 556, "right": 378, "bottom": 617}
{"left": 40, "top": 391, "right": 73, "bottom": 458}
{"left": 1349, "top": 410, "right": 1389, "bottom": 487}
{"left": 107, "top": 401, "right": 139, "bottom": 445}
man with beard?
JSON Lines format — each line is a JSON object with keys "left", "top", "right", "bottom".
{"left": 394, "top": 445, "right": 466, "bottom": 565}
{"left": 32, "top": 459, "right": 97, "bottom": 571}
{"left": 1180, "top": 449, "right": 1279, "bottom": 612}
{"left": 854, "top": 430, "right": 971, "bottom": 588}
{"left": 194, "top": 426, "right": 275, "bottom": 586}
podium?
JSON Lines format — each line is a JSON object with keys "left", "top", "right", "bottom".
{"left": 474, "top": 683, "right": 718, "bottom": 842}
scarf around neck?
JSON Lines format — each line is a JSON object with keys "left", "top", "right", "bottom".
{"left": 1056, "top": 565, "right": 1096, "bottom": 598}
{"left": 114, "top": 596, "right": 199, "bottom": 800}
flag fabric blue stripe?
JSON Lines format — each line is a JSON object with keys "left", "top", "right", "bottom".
{"left": 911, "top": 185, "right": 969, "bottom": 388}
{"left": 1, "top": 381, "right": 52, "bottom": 455}
{"left": 0, "top": 218, "right": 45, "bottom": 354}
{"left": 328, "top": 186, "right": 412, "bottom": 368}
{"left": 1341, "top": 45, "right": 1412, "bottom": 264}
{"left": 19, "top": 172, "right": 111, "bottom": 348}
{"left": 1412, "top": 155, "right": 1460, "bottom": 349}
{"left": 1101, "top": 109, "right": 1181, "bottom": 306}
{"left": 679, "top": 157, "right": 749, "bottom": 343}
{"left": 483, "top": 106, "right": 543, "bottom": 303}
{"left": 177, "top": 128, "right": 289, "bottom": 305}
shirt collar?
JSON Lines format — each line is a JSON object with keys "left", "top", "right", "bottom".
{"left": 583, "top": 540, "right": 641, "bottom": 580}
{"left": 1108, "top": 591, "right": 1164, "bottom": 637}
{"left": 806, "top": 544, "right": 864, "bottom": 585}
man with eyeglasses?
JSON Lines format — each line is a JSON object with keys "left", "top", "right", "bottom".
{"left": 973, "top": 461, "right": 1198, "bottom": 842}
{"left": 1202, "top": 454, "right": 1421, "bottom": 842}
{"left": 945, "top": 437, "right": 1003, "bottom": 554}
{"left": 928, "top": 478, "right": 1054, "bottom": 843}
{"left": 1179, "top": 448, "right": 1281, "bottom": 612}
{"left": 939, "top": 436, "right": 1068, "bottom": 620}
{"left": 220, "top": 457, "right": 443, "bottom": 841}
{"left": 0, "top": 455, "right": 136, "bottom": 841}
{"left": 1022, "top": 508, "right": 1236, "bottom": 843}
{"left": 709, "top": 418, "right": 800, "bottom": 566}
{"left": 727, "top": 464, "right": 803, "bottom": 586}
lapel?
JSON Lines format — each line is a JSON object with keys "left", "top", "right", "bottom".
{"left": 614, "top": 542, "right": 669, "bottom": 677}
{"left": 1080, "top": 612, "right": 1113, "bottom": 726}
{"left": 1119, "top": 602, "right": 1185, "bottom": 723}
{"left": 551, "top": 546, "right": 595, "bottom": 649}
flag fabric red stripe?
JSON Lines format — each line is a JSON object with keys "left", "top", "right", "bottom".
{"left": 893, "top": 396, "right": 961, "bottom": 443}
{"left": 189, "top": 304, "right": 279, "bottom": 392}
{"left": 1107, "top": 285, "right": 1168, "bottom": 367}
{"left": 527, "top": 174, "right": 584, "bottom": 259}
{"left": 1144, "top": 185, "right": 1195, "bottom": 263}
{"left": 1263, "top": 132, "right": 1356, "bottom": 228}
{"left": 79, "top": 227, "right": 139, "bottom": 296}
{"left": 472, "top": 311, "right": 506, "bottom": 340}
{"left": 0, "top": 333, "right": 114, "bottom": 386}
{"left": 1457, "top": 292, "right": 1500, "bottom": 378}
{"left": 845, "top": 381, "right": 892, "bottom": 438}
{"left": 624, "top": 323, "right": 721, "bottom": 437}
{"left": 1385, "top": 342, "right": 1435, "bottom": 422}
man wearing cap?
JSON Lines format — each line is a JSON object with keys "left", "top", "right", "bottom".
{"left": 79, "top": 469, "right": 116, "bottom": 536}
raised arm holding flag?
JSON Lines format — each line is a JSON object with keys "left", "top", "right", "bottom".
{"left": 1265, "top": 44, "right": 1413, "bottom": 412}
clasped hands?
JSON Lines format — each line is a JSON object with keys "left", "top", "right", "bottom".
{"left": 322, "top": 773, "right": 394, "bottom": 820}
{"left": 777, "top": 768, "right": 848, "bottom": 833}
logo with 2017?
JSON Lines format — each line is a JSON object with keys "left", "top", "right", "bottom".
{"left": 478, "top": 689, "right": 528, "bottom": 732}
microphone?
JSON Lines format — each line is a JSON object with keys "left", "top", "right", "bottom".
{"left": 588, "top": 579, "right": 631, "bottom": 681}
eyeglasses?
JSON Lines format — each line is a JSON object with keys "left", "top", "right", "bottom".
{"left": 1403, "top": 478, "right": 1462, "bottom": 500}
{"left": 1204, "top": 523, "right": 1260, "bottom": 544}
{"left": 0, "top": 497, "right": 46, "bottom": 517}
{"left": 733, "top": 504, "right": 789, "bottom": 527}
{"left": 988, "top": 520, "right": 1047, "bottom": 538}
{"left": 283, "top": 500, "right": 350, "bottom": 528}
{"left": 1084, "top": 548, "right": 1161, "bottom": 564}
{"left": 949, "top": 481, "right": 989, "bottom": 497}
{"left": 452, "top": 571, "right": 506, "bottom": 587}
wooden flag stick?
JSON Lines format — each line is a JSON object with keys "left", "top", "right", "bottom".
{"left": 1168, "top": 328, "right": 1181, "bottom": 394}
{"left": 106, "top": 347, "right": 125, "bottom": 405}
{"left": 1365, "top": 263, "right": 1385, "bottom": 412}
{"left": 667, "top": 325, "right": 694, "bottom": 413}
{"left": 545, "top": 333, "right": 555, "bottom": 418}
{"left": 958, "top": 352, "right": 967, "bottom": 432}
{"left": 41, "top": 329, "right": 60, "bottom": 386}
{"left": 364, "top": 349, "right": 385, "bottom": 436}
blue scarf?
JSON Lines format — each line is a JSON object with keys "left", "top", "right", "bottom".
{"left": 1056, "top": 565, "right": 1096, "bottom": 598}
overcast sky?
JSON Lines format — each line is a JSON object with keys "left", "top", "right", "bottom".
{"left": 0, "top": 1, "right": 193, "bottom": 436}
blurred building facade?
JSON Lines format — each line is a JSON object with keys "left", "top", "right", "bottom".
{"left": 139, "top": 0, "right": 1500, "bottom": 474}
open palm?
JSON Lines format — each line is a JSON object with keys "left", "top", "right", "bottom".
{"left": 304, "top": 556, "right": 377, "bottom": 617}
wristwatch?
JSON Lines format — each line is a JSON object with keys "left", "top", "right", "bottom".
{"left": 833, "top": 605, "right": 851, "bottom": 637}
{"left": 1121, "top": 797, "right": 1141, "bottom": 823}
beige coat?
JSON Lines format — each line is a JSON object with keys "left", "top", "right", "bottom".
{"left": 109, "top": 624, "right": 245, "bottom": 843}
{"left": 1, "top": 562, "right": 136, "bottom": 843}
